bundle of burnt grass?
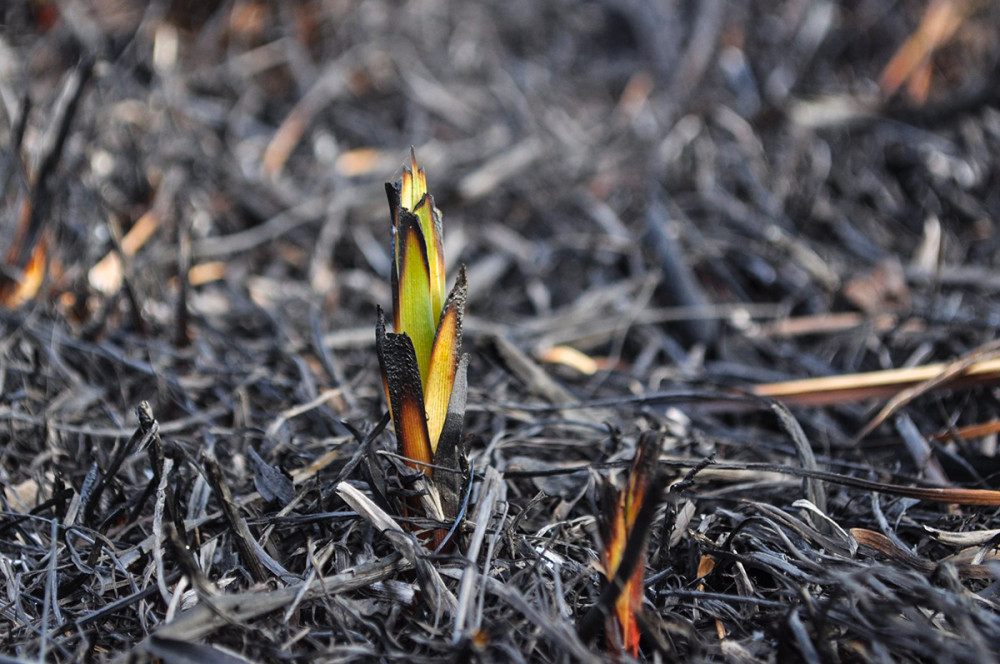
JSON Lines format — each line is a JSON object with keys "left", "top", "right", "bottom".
{"left": 5, "top": 312, "right": 1000, "bottom": 663}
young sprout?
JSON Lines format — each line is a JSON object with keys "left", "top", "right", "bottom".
{"left": 376, "top": 150, "right": 468, "bottom": 525}
{"left": 599, "top": 432, "right": 660, "bottom": 656}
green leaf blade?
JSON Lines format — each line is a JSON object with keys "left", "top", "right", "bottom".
{"left": 396, "top": 211, "right": 436, "bottom": 384}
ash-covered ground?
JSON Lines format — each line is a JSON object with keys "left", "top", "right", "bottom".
{"left": 2, "top": 1, "right": 1000, "bottom": 661}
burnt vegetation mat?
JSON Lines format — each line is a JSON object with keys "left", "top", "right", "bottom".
{"left": 2, "top": 1, "right": 1000, "bottom": 662}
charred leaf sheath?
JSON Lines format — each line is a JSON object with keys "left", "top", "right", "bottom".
{"left": 598, "top": 431, "right": 661, "bottom": 656}
{"left": 376, "top": 309, "right": 433, "bottom": 472}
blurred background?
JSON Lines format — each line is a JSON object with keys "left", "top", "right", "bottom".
{"left": 3, "top": 0, "right": 1000, "bottom": 368}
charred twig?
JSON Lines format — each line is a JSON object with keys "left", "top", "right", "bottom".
{"left": 129, "top": 402, "right": 169, "bottom": 524}
{"left": 201, "top": 450, "right": 268, "bottom": 584}
{"left": 115, "top": 555, "right": 410, "bottom": 663}
{"left": 81, "top": 403, "right": 159, "bottom": 526}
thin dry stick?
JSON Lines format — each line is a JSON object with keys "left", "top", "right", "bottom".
{"left": 753, "top": 354, "right": 1000, "bottom": 410}
{"left": 771, "top": 402, "right": 827, "bottom": 517}
{"left": 39, "top": 518, "right": 60, "bottom": 662}
{"left": 931, "top": 419, "right": 1000, "bottom": 443}
{"left": 114, "top": 555, "right": 410, "bottom": 663}
{"left": 261, "top": 60, "right": 350, "bottom": 177}
{"left": 679, "top": 459, "right": 1000, "bottom": 506}
{"left": 336, "top": 481, "right": 457, "bottom": 615}
{"left": 485, "top": 575, "right": 603, "bottom": 664}
{"left": 453, "top": 466, "right": 503, "bottom": 641}
{"left": 202, "top": 450, "right": 268, "bottom": 584}
{"left": 82, "top": 404, "right": 160, "bottom": 525}
{"left": 264, "top": 386, "right": 348, "bottom": 443}
{"left": 153, "top": 457, "right": 175, "bottom": 606}
{"left": 850, "top": 528, "right": 940, "bottom": 573}
{"left": 752, "top": 312, "right": 900, "bottom": 338}
{"left": 855, "top": 343, "right": 1000, "bottom": 441}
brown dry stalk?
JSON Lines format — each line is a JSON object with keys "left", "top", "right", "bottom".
{"left": 753, "top": 357, "right": 1000, "bottom": 408}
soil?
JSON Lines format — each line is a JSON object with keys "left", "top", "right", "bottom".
{"left": 2, "top": 1, "right": 1000, "bottom": 662}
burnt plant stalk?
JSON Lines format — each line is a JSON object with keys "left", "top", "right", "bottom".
{"left": 376, "top": 151, "right": 469, "bottom": 541}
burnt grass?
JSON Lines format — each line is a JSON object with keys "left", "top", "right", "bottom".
{"left": 3, "top": 1, "right": 1000, "bottom": 662}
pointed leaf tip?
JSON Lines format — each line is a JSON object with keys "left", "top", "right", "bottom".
{"left": 385, "top": 182, "right": 401, "bottom": 229}
{"left": 375, "top": 306, "right": 393, "bottom": 420}
{"left": 625, "top": 431, "right": 660, "bottom": 527}
{"left": 399, "top": 149, "right": 427, "bottom": 213}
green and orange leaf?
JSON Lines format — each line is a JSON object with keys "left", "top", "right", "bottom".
{"left": 425, "top": 265, "right": 467, "bottom": 451}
